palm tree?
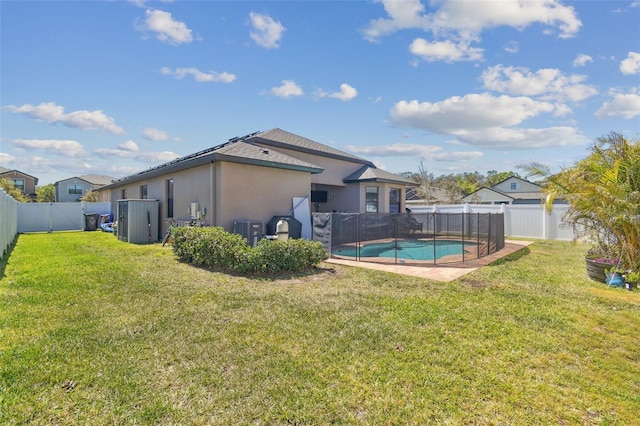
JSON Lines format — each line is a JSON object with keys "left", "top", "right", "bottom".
{"left": 521, "top": 132, "right": 640, "bottom": 271}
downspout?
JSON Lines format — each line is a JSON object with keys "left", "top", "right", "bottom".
{"left": 210, "top": 161, "right": 216, "bottom": 227}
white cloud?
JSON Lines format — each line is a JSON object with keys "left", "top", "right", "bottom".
{"left": 331, "top": 84, "right": 358, "bottom": 101}
{"left": 503, "top": 40, "right": 519, "bottom": 54}
{"left": 388, "top": 93, "right": 590, "bottom": 150}
{"left": 249, "top": 12, "right": 285, "bottom": 49}
{"left": 142, "top": 127, "right": 179, "bottom": 141}
{"left": 364, "top": 0, "right": 581, "bottom": 64}
{"left": 160, "top": 67, "right": 236, "bottom": 83}
{"left": 267, "top": 80, "right": 303, "bottom": 98}
{"left": 409, "top": 38, "right": 483, "bottom": 63}
{"left": 345, "top": 143, "right": 483, "bottom": 162}
{"left": 3, "top": 102, "right": 124, "bottom": 134}
{"left": 572, "top": 53, "right": 593, "bottom": 67}
{"left": 595, "top": 93, "right": 640, "bottom": 119}
{"left": 140, "top": 9, "right": 193, "bottom": 45}
{"left": 480, "top": 65, "right": 597, "bottom": 102}
{"left": 452, "top": 126, "right": 589, "bottom": 149}
{"left": 94, "top": 144, "right": 179, "bottom": 163}
{"left": 390, "top": 93, "right": 558, "bottom": 133}
{"left": 12, "top": 139, "right": 86, "bottom": 157}
{"left": 316, "top": 83, "right": 358, "bottom": 101}
{"left": 118, "top": 140, "right": 140, "bottom": 152}
{"left": 620, "top": 52, "right": 640, "bottom": 75}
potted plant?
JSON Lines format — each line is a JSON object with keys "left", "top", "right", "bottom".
{"left": 584, "top": 242, "right": 621, "bottom": 282}
{"left": 520, "top": 132, "right": 640, "bottom": 283}
{"left": 604, "top": 266, "right": 624, "bottom": 287}
{"left": 624, "top": 271, "right": 639, "bottom": 291}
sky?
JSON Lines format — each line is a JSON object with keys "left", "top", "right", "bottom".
{"left": 1, "top": 0, "right": 639, "bottom": 186}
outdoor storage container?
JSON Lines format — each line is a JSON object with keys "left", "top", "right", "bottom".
{"left": 232, "top": 220, "right": 263, "bottom": 247}
{"left": 83, "top": 213, "right": 100, "bottom": 231}
{"left": 117, "top": 199, "right": 159, "bottom": 244}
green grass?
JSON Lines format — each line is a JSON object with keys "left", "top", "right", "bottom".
{"left": 1, "top": 232, "right": 639, "bottom": 424}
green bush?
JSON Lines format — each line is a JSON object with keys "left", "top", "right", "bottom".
{"left": 171, "top": 227, "right": 328, "bottom": 274}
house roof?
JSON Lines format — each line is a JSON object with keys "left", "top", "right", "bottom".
{"left": 461, "top": 186, "right": 544, "bottom": 201}
{"left": 247, "top": 128, "right": 374, "bottom": 166}
{"left": 0, "top": 168, "right": 39, "bottom": 184}
{"left": 80, "top": 174, "right": 115, "bottom": 186}
{"left": 55, "top": 174, "right": 115, "bottom": 186}
{"left": 343, "top": 165, "right": 417, "bottom": 185}
{"left": 102, "top": 132, "right": 324, "bottom": 188}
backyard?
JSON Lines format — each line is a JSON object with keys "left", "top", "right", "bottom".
{"left": 1, "top": 232, "right": 639, "bottom": 424}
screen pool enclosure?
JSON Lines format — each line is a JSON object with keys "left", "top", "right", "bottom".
{"left": 312, "top": 212, "right": 505, "bottom": 266}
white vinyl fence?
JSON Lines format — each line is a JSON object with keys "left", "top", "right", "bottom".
{"left": 1, "top": 189, "right": 19, "bottom": 259}
{"left": 17, "top": 202, "right": 111, "bottom": 233}
{"left": 409, "top": 203, "right": 576, "bottom": 241}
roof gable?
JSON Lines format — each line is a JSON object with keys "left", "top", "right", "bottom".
{"left": 343, "top": 165, "right": 417, "bottom": 185}
{"left": 247, "top": 128, "right": 373, "bottom": 166}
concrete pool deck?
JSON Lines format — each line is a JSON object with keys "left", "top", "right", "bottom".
{"left": 325, "top": 240, "right": 535, "bottom": 282}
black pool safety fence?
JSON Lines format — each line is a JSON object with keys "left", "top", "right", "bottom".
{"left": 312, "top": 212, "right": 505, "bottom": 266}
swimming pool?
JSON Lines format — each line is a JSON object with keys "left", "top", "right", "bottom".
{"left": 333, "top": 239, "right": 477, "bottom": 261}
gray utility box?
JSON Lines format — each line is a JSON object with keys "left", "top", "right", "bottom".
{"left": 233, "top": 220, "right": 263, "bottom": 247}
{"left": 117, "top": 199, "right": 159, "bottom": 244}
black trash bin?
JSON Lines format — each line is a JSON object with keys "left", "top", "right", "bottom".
{"left": 84, "top": 213, "right": 100, "bottom": 231}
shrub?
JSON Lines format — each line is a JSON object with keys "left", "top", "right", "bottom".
{"left": 172, "top": 226, "right": 250, "bottom": 270}
{"left": 171, "top": 227, "right": 328, "bottom": 274}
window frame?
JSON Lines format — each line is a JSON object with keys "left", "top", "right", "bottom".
{"left": 365, "top": 186, "right": 379, "bottom": 213}
{"left": 167, "top": 179, "right": 174, "bottom": 218}
{"left": 68, "top": 184, "right": 83, "bottom": 195}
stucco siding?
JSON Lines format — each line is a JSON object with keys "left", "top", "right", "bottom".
{"left": 254, "top": 145, "right": 364, "bottom": 187}
{"left": 216, "top": 161, "right": 311, "bottom": 232}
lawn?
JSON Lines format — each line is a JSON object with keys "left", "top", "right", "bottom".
{"left": 1, "top": 232, "right": 638, "bottom": 424}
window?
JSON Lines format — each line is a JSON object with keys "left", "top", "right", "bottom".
{"left": 365, "top": 186, "right": 379, "bottom": 213}
{"left": 140, "top": 184, "right": 148, "bottom": 199}
{"left": 11, "top": 179, "right": 25, "bottom": 192}
{"left": 510, "top": 182, "right": 517, "bottom": 190}
{"left": 167, "top": 179, "right": 174, "bottom": 218}
{"left": 389, "top": 188, "right": 401, "bottom": 213}
{"left": 68, "top": 184, "right": 83, "bottom": 195}
{"left": 121, "top": 189, "right": 127, "bottom": 200}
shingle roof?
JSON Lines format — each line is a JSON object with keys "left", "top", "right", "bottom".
{"left": 103, "top": 132, "right": 324, "bottom": 188}
{"left": 247, "top": 128, "right": 373, "bottom": 166}
{"left": 79, "top": 174, "right": 115, "bottom": 185}
{"left": 343, "top": 165, "right": 417, "bottom": 185}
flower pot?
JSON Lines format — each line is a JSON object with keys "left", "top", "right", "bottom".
{"left": 585, "top": 258, "right": 610, "bottom": 282}
{"left": 605, "top": 272, "right": 624, "bottom": 287}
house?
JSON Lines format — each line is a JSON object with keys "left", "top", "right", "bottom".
{"left": 54, "top": 174, "right": 115, "bottom": 202}
{"left": 97, "top": 128, "right": 416, "bottom": 237}
{"left": 0, "top": 166, "right": 39, "bottom": 199}
{"left": 461, "top": 176, "right": 559, "bottom": 205}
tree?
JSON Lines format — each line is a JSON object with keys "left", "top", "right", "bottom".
{"left": 0, "top": 178, "right": 30, "bottom": 202}
{"left": 80, "top": 190, "right": 99, "bottom": 202}
{"left": 521, "top": 132, "right": 640, "bottom": 271}
{"left": 36, "top": 184, "right": 56, "bottom": 202}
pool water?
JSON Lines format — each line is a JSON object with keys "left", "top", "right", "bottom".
{"left": 333, "top": 240, "right": 476, "bottom": 261}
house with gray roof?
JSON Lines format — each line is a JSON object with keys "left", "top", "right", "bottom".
{"left": 54, "top": 174, "right": 115, "bottom": 202}
{"left": 96, "top": 128, "right": 415, "bottom": 237}
{"left": 461, "top": 176, "right": 563, "bottom": 205}
{"left": 0, "top": 166, "right": 39, "bottom": 199}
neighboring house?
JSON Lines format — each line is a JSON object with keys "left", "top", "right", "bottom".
{"left": 0, "top": 166, "right": 39, "bottom": 199}
{"left": 97, "top": 128, "right": 416, "bottom": 236}
{"left": 54, "top": 174, "right": 115, "bottom": 202}
{"left": 462, "top": 176, "right": 561, "bottom": 205}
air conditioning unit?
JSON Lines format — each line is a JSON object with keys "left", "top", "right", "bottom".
{"left": 232, "top": 220, "right": 263, "bottom": 247}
